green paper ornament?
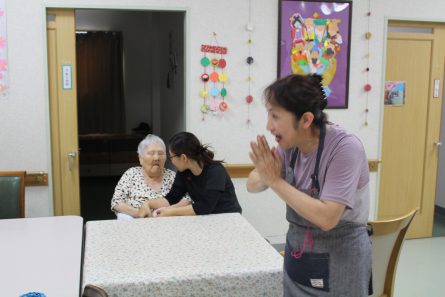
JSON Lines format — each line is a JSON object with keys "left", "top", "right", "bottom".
{"left": 200, "top": 57, "right": 210, "bottom": 67}
{"left": 221, "top": 88, "right": 227, "bottom": 97}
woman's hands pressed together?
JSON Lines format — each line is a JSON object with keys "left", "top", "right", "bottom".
{"left": 249, "top": 135, "right": 282, "bottom": 188}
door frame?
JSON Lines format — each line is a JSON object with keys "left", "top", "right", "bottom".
{"left": 43, "top": 3, "right": 190, "bottom": 215}
{"left": 378, "top": 18, "right": 445, "bottom": 236}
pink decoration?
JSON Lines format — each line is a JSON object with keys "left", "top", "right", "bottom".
{"left": 364, "top": 84, "right": 372, "bottom": 92}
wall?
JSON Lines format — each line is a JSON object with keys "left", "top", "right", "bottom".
{"left": 1, "top": 0, "right": 445, "bottom": 241}
{"left": 156, "top": 11, "right": 186, "bottom": 142}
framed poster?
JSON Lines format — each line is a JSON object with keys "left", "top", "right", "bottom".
{"left": 278, "top": 0, "right": 352, "bottom": 108}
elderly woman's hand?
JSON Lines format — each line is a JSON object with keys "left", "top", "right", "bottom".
{"left": 136, "top": 201, "right": 152, "bottom": 218}
{"left": 249, "top": 135, "right": 282, "bottom": 188}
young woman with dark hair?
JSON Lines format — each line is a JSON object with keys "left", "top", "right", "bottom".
{"left": 139, "top": 132, "right": 242, "bottom": 217}
{"left": 247, "top": 74, "right": 371, "bottom": 296}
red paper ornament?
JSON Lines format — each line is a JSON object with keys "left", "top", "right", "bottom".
{"left": 210, "top": 72, "right": 219, "bottom": 82}
{"left": 218, "top": 59, "right": 227, "bottom": 68}
{"left": 246, "top": 95, "right": 253, "bottom": 104}
{"left": 364, "top": 84, "right": 372, "bottom": 92}
{"left": 219, "top": 101, "right": 228, "bottom": 112}
{"left": 201, "top": 73, "right": 209, "bottom": 82}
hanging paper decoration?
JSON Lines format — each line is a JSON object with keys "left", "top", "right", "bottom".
{"left": 245, "top": 0, "right": 254, "bottom": 125}
{"left": 0, "top": 0, "right": 9, "bottom": 98}
{"left": 199, "top": 33, "right": 228, "bottom": 120}
{"left": 363, "top": 0, "right": 372, "bottom": 126}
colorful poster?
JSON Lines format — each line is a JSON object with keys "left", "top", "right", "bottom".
{"left": 0, "top": 0, "right": 8, "bottom": 98}
{"left": 278, "top": 1, "right": 352, "bottom": 108}
{"left": 384, "top": 81, "right": 406, "bottom": 106}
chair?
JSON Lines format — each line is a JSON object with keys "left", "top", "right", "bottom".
{"left": 0, "top": 171, "right": 25, "bottom": 219}
{"left": 82, "top": 284, "right": 109, "bottom": 297}
{"left": 368, "top": 208, "right": 418, "bottom": 297}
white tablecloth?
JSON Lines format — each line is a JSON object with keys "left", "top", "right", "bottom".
{"left": 82, "top": 213, "right": 283, "bottom": 296}
{"left": 0, "top": 216, "right": 83, "bottom": 297}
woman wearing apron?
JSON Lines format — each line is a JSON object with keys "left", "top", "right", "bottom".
{"left": 247, "top": 74, "right": 371, "bottom": 296}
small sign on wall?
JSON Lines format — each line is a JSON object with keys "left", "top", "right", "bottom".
{"left": 0, "top": 0, "right": 9, "bottom": 98}
{"left": 62, "top": 64, "right": 72, "bottom": 90}
{"left": 384, "top": 81, "right": 406, "bottom": 106}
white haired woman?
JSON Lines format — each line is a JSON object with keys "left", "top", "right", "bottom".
{"left": 111, "top": 134, "right": 190, "bottom": 220}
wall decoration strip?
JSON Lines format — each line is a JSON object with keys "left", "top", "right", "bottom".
{"left": 0, "top": 0, "right": 8, "bottom": 97}
{"left": 226, "top": 160, "right": 380, "bottom": 178}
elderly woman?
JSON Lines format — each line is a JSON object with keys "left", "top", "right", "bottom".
{"left": 111, "top": 134, "right": 189, "bottom": 220}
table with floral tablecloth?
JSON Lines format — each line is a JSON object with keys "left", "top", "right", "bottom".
{"left": 82, "top": 213, "right": 283, "bottom": 297}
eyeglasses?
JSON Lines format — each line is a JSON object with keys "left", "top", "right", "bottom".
{"left": 168, "top": 154, "right": 179, "bottom": 160}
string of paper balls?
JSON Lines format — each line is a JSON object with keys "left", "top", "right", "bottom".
{"left": 363, "top": 1, "right": 372, "bottom": 126}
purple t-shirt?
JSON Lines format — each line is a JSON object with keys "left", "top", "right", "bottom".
{"left": 278, "top": 123, "right": 370, "bottom": 224}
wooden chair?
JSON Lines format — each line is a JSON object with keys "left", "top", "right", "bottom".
{"left": 0, "top": 171, "right": 25, "bottom": 219}
{"left": 368, "top": 208, "right": 418, "bottom": 297}
{"left": 82, "top": 284, "right": 109, "bottom": 297}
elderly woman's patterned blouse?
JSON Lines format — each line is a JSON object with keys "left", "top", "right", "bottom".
{"left": 111, "top": 167, "right": 190, "bottom": 211}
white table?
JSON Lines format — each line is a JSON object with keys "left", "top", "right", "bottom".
{"left": 0, "top": 216, "right": 84, "bottom": 297}
{"left": 83, "top": 213, "right": 283, "bottom": 297}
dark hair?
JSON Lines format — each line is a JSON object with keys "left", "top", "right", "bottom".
{"left": 264, "top": 74, "right": 328, "bottom": 128}
{"left": 168, "top": 132, "right": 223, "bottom": 166}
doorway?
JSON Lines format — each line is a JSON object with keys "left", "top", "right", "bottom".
{"left": 46, "top": 8, "right": 186, "bottom": 221}
{"left": 379, "top": 21, "right": 445, "bottom": 238}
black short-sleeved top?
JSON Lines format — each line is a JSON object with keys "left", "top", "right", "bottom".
{"left": 165, "top": 163, "right": 242, "bottom": 215}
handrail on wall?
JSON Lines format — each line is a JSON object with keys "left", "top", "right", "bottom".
{"left": 25, "top": 160, "right": 380, "bottom": 186}
{"left": 225, "top": 159, "right": 381, "bottom": 178}
{"left": 25, "top": 171, "right": 48, "bottom": 187}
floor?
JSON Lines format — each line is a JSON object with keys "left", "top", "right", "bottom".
{"left": 394, "top": 236, "right": 445, "bottom": 297}
{"left": 432, "top": 207, "right": 445, "bottom": 237}
{"left": 394, "top": 208, "right": 445, "bottom": 296}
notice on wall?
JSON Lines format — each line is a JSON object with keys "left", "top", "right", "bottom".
{"left": 384, "top": 81, "right": 406, "bottom": 106}
{"left": 62, "top": 64, "right": 72, "bottom": 90}
{"left": 0, "top": 0, "right": 8, "bottom": 98}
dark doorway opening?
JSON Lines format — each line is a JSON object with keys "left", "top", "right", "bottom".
{"left": 75, "top": 9, "right": 186, "bottom": 221}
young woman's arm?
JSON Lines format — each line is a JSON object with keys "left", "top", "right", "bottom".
{"left": 156, "top": 204, "right": 196, "bottom": 217}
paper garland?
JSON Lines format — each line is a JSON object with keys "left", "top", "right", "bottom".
{"left": 245, "top": 0, "right": 254, "bottom": 125}
{"left": 199, "top": 33, "right": 228, "bottom": 120}
{"left": 363, "top": 1, "right": 372, "bottom": 126}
